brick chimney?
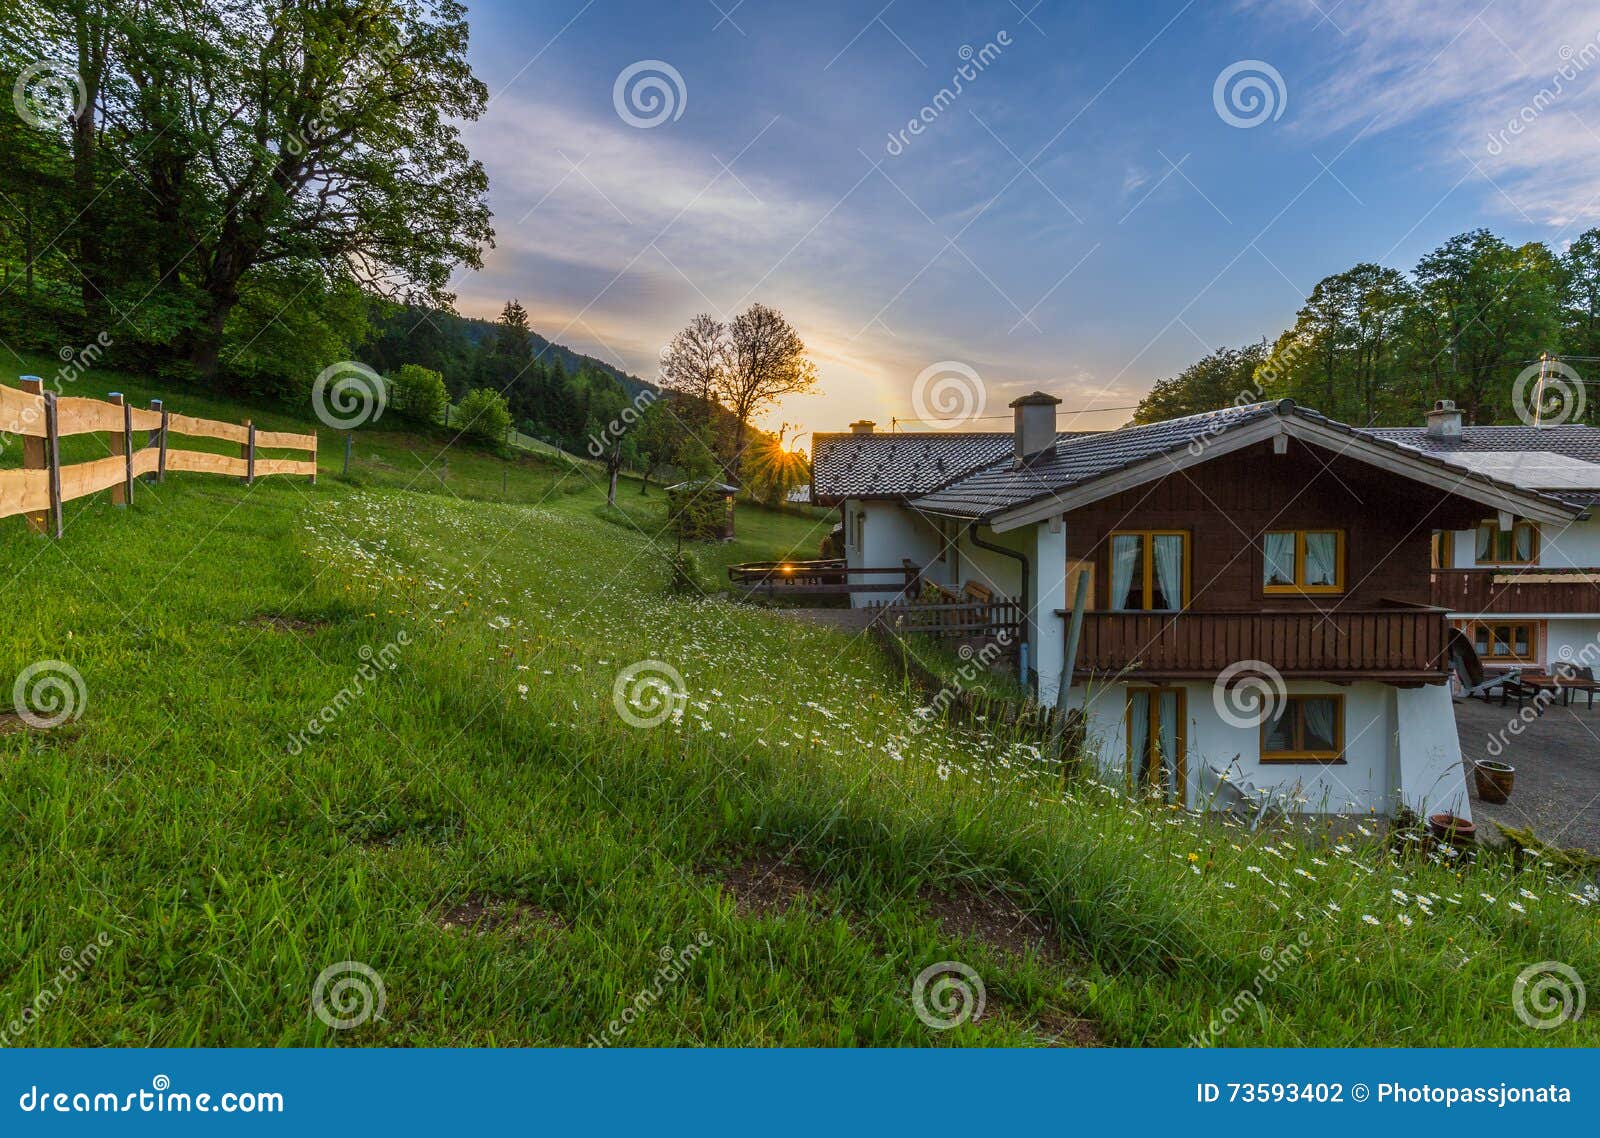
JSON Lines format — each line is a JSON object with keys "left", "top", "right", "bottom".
{"left": 1010, "top": 392, "right": 1061, "bottom": 468}
{"left": 849, "top": 420, "right": 876, "bottom": 435}
{"left": 1426, "top": 399, "right": 1462, "bottom": 440}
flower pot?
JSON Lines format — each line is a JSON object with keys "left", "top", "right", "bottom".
{"left": 1428, "top": 813, "right": 1477, "bottom": 849}
{"left": 1473, "top": 760, "right": 1515, "bottom": 804}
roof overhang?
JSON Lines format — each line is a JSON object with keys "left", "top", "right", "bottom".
{"left": 984, "top": 414, "right": 1581, "bottom": 533}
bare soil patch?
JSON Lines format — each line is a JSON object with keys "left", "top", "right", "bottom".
{"left": 0, "top": 712, "right": 27, "bottom": 736}
{"left": 919, "top": 882, "right": 1069, "bottom": 966}
{"left": 714, "top": 855, "right": 828, "bottom": 918}
{"left": 437, "top": 895, "right": 566, "bottom": 937}
{"left": 247, "top": 614, "right": 330, "bottom": 633}
{"left": 1027, "top": 1005, "right": 1101, "bottom": 1047}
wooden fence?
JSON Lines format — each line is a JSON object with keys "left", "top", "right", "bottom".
{"left": 2, "top": 378, "right": 317, "bottom": 538}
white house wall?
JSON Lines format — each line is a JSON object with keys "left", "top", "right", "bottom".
{"left": 1442, "top": 513, "right": 1600, "bottom": 667}
{"left": 1061, "top": 679, "right": 1466, "bottom": 819}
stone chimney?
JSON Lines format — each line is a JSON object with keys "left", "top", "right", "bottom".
{"left": 848, "top": 420, "right": 876, "bottom": 435}
{"left": 1011, "top": 391, "right": 1061, "bottom": 468}
{"left": 1426, "top": 399, "right": 1462, "bottom": 440}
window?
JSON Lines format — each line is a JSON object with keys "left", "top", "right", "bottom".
{"left": 1430, "top": 531, "right": 1454, "bottom": 570}
{"left": 1469, "top": 621, "right": 1539, "bottom": 663}
{"left": 1108, "top": 531, "right": 1188, "bottom": 611}
{"left": 1475, "top": 520, "right": 1538, "bottom": 565}
{"left": 1261, "top": 695, "right": 1344, "bottom": 762}
{"left": 1126, "top": 688, "right": 1185, "bottom": 802}
{"left": 1262, "top": 530, "right": 1344, "bottom": 594}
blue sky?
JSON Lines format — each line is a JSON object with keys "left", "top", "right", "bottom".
{"left": 459, "top": 0, "right": 1600, "bottom": 441}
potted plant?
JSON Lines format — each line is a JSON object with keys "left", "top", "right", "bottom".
{"left": 1472, "top": 759, "right": 1516, "bottom": 804}
{"left": 1428, "top": 813, "right": 1478, "bottom": 849}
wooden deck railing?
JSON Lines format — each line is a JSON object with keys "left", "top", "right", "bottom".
{"left": 728, "top": 558, "right": 920, "bottom": 597}
{"left": 876, "top": 596, "right": 1024, "bottom": 641}
{"left": 1431, "top": 568, "right": 1600, "bottom": 615}
{"left": 1070, "top": 608, "right": 1450, "bottom": 680}
{"left": 2, "top": 379, "right": 316, "bottom": 538}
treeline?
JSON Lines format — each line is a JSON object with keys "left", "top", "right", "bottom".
{"left": 1133, "top": 228, "right": 1600, "bottom": 427}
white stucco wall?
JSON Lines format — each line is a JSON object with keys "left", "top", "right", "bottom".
{"left": 1441, "top": 513, "right": 1600, "bottom": 667}
{"left": 1443, "top": 512, "right": 1600, "bottom": 569}
{"left": 1060, "top": 679, "right": 1464, "bottom": 819}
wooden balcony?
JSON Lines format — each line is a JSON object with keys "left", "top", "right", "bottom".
{"left": 1431, "top": 568, "right": 1600, "bottom": 615}
{"left": 1068, "top": 608, "right": 1450, "bottom": 682}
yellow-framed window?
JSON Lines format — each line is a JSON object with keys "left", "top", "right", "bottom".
{"left": 1469, "top": 621, "right": 1539, "bottom": 663}
{"left": 1262, "top": 529, "right": 1345, "bottom": 594}
{"left": 1430, "top": 531, "right": 1454, "bottom": 570}
{"left": 1261, "top": 694, "right": 1345, "bottom": 763}
{"left": 1107, "top": 530, "right": 1189, "bottom": 611}
{"left": 1125, "top": 687, "right": 1186, "bottom": 803}
{"left": 1475, "top": 520, "right": 1538, "bottom": 566}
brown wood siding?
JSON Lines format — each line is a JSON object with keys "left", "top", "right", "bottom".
{"left": 1064, "top": 439, "right": 1482, "bottom": 613}
{"left": 1432, "top": 569, "right": 1600, "bottom": 615}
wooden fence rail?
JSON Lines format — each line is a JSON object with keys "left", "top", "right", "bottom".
{"left": 2, "top": 378, "right": 316, "bottom": 538}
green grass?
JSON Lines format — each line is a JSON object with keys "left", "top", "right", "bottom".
{"left": 1, "top": 355, "right": 1597, "bottom": 1046}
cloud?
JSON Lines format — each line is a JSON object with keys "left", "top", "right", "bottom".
{"left": 1256, "top": 0, "right": 1600, "bottom": 227}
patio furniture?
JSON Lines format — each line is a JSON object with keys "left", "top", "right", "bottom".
{"left": 1555, "top": 664, "right": 1600, "bottom": 709}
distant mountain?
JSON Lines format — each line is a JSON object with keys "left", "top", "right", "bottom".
{"left": 450, "top": 311, "right": 657, "bottom": 398}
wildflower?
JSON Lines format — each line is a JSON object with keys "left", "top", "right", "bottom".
{"left": 1362, "top": 915, "right": 1380, "bottom": 926}
{"left": 1508, "top": 901, "right": 1526, "bottom": 914}
{"left": 1391, "top": 889, "right": 1409, "bottom": 904}
{"left": 1397, "top": 914, "right": 1413, "bottom": 927}
{"left": 1187, "top": 852, "right": 1200, "bottom": 863}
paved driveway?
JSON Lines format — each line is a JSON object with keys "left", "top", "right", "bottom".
{"left": 1455, "top": 696, "right": 1600, "bottom": 852}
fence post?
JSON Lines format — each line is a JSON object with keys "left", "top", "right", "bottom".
{"left": 44, "top": 393, "right": 62, "bottom": 538}
{"left": 342, "top": 432, "right": 352, "bottom": 476}
{"left": 107, "top": 392, "right": 130, "bottom": 506}
{"left": 308, "top": 433, "right": 317, "bottom": 485}
{"left": 146, "top": 399, "right": 163, "bottom": 483}
{"left": 18, "top": 377, "right": 47, "bottom": 535}
{"left": 157, "top": 406, "right": 169, "bottom": 482}
{"left": 242, "top": 419, "right": 255, "bottom": 485}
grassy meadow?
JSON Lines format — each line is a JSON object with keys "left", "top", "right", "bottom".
{"left": 0, "top": 357, "right": 1596, "bottom": 1046}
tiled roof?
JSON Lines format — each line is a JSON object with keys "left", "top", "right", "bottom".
{"left": 911, "top": 403, "right": 1281, "bottom": 517}
{"left": 1365, "top": 424, "right": 1600, "bottom": 463}
{"left": 811, "top": 431, "right": 1093, "bottom": 503}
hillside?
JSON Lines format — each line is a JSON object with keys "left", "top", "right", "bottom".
{"left": 2, "top": 359, "right": 1597, "bottom": 1047}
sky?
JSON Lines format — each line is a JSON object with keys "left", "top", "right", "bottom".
{"left": 458, "top": 0, "right": 1600, "bottom": 445}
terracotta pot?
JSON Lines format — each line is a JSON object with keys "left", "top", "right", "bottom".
{"left": 1473, "top": 760, "right": 1516, "bottom": 804}
{"left": 1428, "top": 813, "right": 1478, "bottom": 848}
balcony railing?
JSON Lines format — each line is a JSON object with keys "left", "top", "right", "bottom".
{"left": 1431, "top": 568, "right": 1600, "bottom": 615}
{"left": 1068, "top": 608, "right": 1450, "bottom": 681}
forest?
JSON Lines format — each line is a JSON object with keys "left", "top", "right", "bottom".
{"left": 1133, "top": 228, "right": 1600, "bottom": 427}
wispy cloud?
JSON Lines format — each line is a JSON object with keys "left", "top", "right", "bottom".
{"left": 1257, "top": 0, "right": 1600, "bottom": 226}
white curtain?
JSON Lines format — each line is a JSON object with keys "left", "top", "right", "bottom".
{"left": 1263, "top": 532, "right": 1296, "bottom": 586}
{"left": 1158, "top": 691, "right": 1180, "bottom": 801}
{"left": 1127, "top": 690, "right": 1150, "bottom": 785}
{"left": 1514, "top": 524, "right": 1534, "bottom": 561}
{"left": 1111, "top": 534, "right": 1140, "bottom": 611}
{"left": 1152, "top": 534, "right": 1184, "bottom": 610}
{"left": 1303, "top": 532, "right": 1338, "bottom": 586}
{"left": 1303, "top": 697, "right": 1337, "bottom": 752}
{"left": 1476, "top": 526, "right": 1493, "bottom": 561}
